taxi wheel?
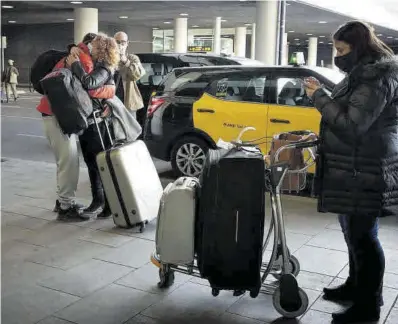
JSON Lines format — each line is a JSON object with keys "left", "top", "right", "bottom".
{"left": 171, "top": 136, "right": 208, "bottom": 178}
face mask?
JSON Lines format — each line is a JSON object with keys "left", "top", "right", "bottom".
{"left": 87, "top": 43, "right": 93, "bottom": 54}
{"left": 334, "top": 51, "right": 355, "bottom": 73}
{"left": 118, "top": 44, "right": 127, "bottom": 55}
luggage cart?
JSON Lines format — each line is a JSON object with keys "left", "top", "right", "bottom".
{"left": 150, "top": 129, "right": 318, "bottom": 319}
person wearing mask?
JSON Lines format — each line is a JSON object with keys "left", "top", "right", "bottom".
{"left": 2, "top": 59, "right": 19, "bottom": 102}
{"left": 66, "top": 33, "right": 119, "bottom": 219}
{"left": 305, "top": 21, "right": 398, "bottom": 324}
{"left": 113, "top": 31, "right": 145, "bottom": 122}
{"left": 37, "top": 32, "right": 113, "bottom": 221}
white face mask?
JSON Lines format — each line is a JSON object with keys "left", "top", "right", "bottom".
{"left": 87, "top": 43, "right": 93, "bottom": 54}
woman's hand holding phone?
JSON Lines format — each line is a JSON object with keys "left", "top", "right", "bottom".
{"left": 304, "top": 77, "right": 321, "bottom": 97}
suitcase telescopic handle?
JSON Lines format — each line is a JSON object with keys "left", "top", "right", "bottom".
{"left": 93, "top": 109, "right": 114, "bottom": 151}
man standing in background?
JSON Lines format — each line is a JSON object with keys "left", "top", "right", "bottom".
{"left": 114, "top": 31, "right": 146, "bottom": 122}
{"left": 2, "top": 59, "right": 19, "bottom": 102}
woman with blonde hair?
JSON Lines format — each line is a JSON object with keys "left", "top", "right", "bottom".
{"left": 66, "top": 33, "right": 120, "bottom": 218}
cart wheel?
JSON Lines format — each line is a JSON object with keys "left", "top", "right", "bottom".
{"left": 139, "top": 222, "right": 146, "bottom": 233}
{"left": 211, "top": 288, "right": 220, "bottom": 297}
{"left": 233, "top": 290, "right": 245, "bottom": 297}
{"left": 272, "top": 255, "right": 300, "bottom": 280}
{"left": 157, "top": 268, "right": 175, "bottom": 288}
{"left": 272, "top": 274, "right": 308, "bottom": 318}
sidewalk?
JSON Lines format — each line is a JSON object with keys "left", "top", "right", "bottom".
{"left": 2, "top": 157, "right": 398, "bottom": 324}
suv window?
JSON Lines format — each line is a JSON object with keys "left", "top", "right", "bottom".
{"left": 207, "top": 74, "right": 266, "bottom": 103}
{"left": 276, "top": 77, "right": 312, "bottom": 107}
{"left": 137, "top": 63, "right": 166, "bottom": 86}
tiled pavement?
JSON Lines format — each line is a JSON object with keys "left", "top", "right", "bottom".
{"left": 2, "top": 157, "right": 398, "bottom": 324}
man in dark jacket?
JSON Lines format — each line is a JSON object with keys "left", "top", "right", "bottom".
{"left": 305, "top": 21, "right": 398, "bottom": 324}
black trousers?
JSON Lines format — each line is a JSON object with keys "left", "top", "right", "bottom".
{"left": 79, "top": 121, "right": 111, "bottom": 199}
{"left": 339, "top": 214, "right": 385, "bottom": 306}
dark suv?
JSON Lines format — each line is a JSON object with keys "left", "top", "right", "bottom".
{"left": 135, "top": 53, "right": 263, "bottom": 124}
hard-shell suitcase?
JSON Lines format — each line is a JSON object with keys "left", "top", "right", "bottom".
{"left": 196, "top": 145, "right": 266, "bottom": 297}
{"left": 156, "top": 177, "right": 199, "bottom": 265}
{"left": 95, "top": 115, "right": 163, "bottom": 231}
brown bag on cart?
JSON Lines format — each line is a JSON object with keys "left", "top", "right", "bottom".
{"left": 268, "top": 133, "right": 306, "bottom": 192}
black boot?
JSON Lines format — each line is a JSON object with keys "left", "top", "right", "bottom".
{"left": 323, "top": 281, "right": 355, "bottom": 303}
{"left": 332, "top": 304, "right": 380, "bottom": 323}
{"left": 83, "top": 190, "right": 105, "bottom": 216}
{"left": 97, "top": 198, "right": 112, "bottom": 218}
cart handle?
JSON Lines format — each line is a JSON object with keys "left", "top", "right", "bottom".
{"left": 273, "top": 139, "right": 319, "bottom": 164}
{"left": 236, "top": 127, "right": 256, "bottom": 143}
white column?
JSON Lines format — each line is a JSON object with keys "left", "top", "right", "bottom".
{"left": 74, "top": 8, "right": 98, "bottom": 44}
{"left": 235, "top": 26, "right": 247, "bottom": 57}
{"left": 308, "top": 37, "right": 318, "bottom": 67}
{"left": 255, "top": 0, "right": 278, "bottom": 64}
{"left": 250, "top": 23, "right": 256, "bottom": 59}
{"left": 174, "top": 17, "right": 188, "bottom": 53}
{"left": 282, "top": 33, "right": 288, "bottom": 65}
{"left": 332, "top": 46, "right": 338, "bottom": 69}
{"left": 213, "top": 17, "right": 222, "bottom": 55}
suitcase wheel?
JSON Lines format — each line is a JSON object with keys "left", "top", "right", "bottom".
{"left": 211, "top": 288, "right": 220, "bottom": 297}
{"left": 272, "top": 274, "right": 309, "bottom": 318}
{"left": 158, "top": 268, "right": 175, "bottom": 289}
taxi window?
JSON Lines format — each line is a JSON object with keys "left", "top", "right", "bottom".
{"left": 207, "top": 74, "right": 266, "bottom": 103}
{"left": 276, "top": 77, "right": 312, "bottom": 107}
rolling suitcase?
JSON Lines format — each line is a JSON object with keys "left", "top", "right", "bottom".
{"left": 95, "top": 115, "right": 163, "bottom": 231}
{"left": 156, "top": 177, "right": 199, "bottom": 265}
{"left": 196, "top": 145, "right": 266, "bottom": 297}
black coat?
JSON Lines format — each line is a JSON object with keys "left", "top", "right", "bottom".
{"left": 313, "top": 56, "right": 398, "bottom": 217}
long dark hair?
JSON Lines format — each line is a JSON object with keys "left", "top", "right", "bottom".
{"left": 333, "top": 21, "right": 394, "bottom": 61}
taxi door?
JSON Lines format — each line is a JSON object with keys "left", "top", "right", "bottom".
{"left": 193, "top": 71, "right": 270, "bottom": 153}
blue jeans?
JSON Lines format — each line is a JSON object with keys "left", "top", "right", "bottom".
{"left": 338, "top": 214, "right": 385, "bottom": 305}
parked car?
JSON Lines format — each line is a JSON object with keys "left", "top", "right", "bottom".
{"left": 135, "top": 53, "right": 264, "bottom": 125}
{"left": 144, "top": 65, "right": 344, "bottom": 177}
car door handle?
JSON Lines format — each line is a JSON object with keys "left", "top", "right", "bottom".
{"left": 270, "top": 118, "right": 290, "bottom": 124}
{"left": 197, "top": 108, "right": 215, "bottom": 113}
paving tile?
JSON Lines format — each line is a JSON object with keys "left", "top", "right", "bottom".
{"left": 2, "top": 284, "right": 80, "bottom": 324}
{"left": 1, "top": 204, "right": 57, "bottom": 221}
{"left": 293, "top": 245, "right": 348, "bottom": 276}
{"left": 227, "top": 288, "right": 320, "bottom": 323}
{"left": 100, "top": 220, "right": 158, "bottom": 242}
{"left": 379, "top": 228, "right": 398, "bottom": 251}
{"left": 74, "top": 217, "right": 115, "bottom": 230}
{"left": 1, "top": 225, "right": 34, "bottom": 243}
{"left": 1, "top": 211, "right": 49, "bottom": 230}
{"left": 296, "top": 271, "right": 334, "bottom": 292}
{"left": 124, "top": 315, "right": 164, "bottom": 324}
{"left": 386, "top": 307, "right": 398, "bottom": 324}
{"left": 39, "top": 259, "right": 133, "bottom": 297}
{"left": 78, "top": 229, "right": 134, "bottom": 247}
{"left": 142, "top": 282, "right": 240, "bottom": 322}
{"left": 95, "top": 238, "right": 155, "bottom": 268}
{"left": 385, "top": 248, "right": 398, "bottom": 275}
{"left": 217, "top": 313, "right": 266, "bottom": 324}
{"left": 305, "top": 229, "right": 347, "bottom": 252}
{"left": 116, "top": 262, "right": 191, "bottom": 295}
{"left": 18, "top": 222, "right": 92, "bottom": 247}
{"left": 36, "top": 316, "right": 77, "bottom": 324}
{"left": 379, "top": 216, "right": 398, "bottom": 232}
{"left": 299, "top": 310, "right": 333, "bottom": 324}
{"left": 56, "top": 284, "right": 160, "bottom": 324}
{"left": 27, "top": 240, "right": 113, "bottom": 270}
{"left": 264, "top": 230, "right": 313, "bottom": 253}
{"left": 2, "top": 239, "right": 47, "bottom": 262}
{"left": 312, "top": 278, "right": 398, "bottom": 322}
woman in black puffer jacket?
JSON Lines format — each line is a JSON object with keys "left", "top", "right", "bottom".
{"left": 66, "top": 34, "right": 120, "bottom": 219}
{"left": 305, "top": 21, "right": 398, "bottom": 324}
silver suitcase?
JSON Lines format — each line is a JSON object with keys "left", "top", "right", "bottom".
{"left": 97, "top": 139, "right": 163, "bottom": 231}
{"left": 156, "top": 177, "right": 199, "bottom": 265}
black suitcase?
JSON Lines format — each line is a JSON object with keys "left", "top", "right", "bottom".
{"left": 196, "top": 145, "right": 266, "bottom": 297}
{"left": 40, "top": 68, "right": 93, "bottom": 135}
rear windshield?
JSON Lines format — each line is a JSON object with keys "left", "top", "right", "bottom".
{"left": 158, "top": 71, "right": 203, "bottom": 92}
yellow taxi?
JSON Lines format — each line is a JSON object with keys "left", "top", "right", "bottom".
{"left": 144, "top": 60, "right": 344, "bottom": 177}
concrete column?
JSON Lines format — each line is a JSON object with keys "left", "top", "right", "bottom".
{"left": 308, "top": 37, "right": 318, "bottom": 67}
{"left": 174, "top": 17, "right": 188, "bottom": 53}
{"left": 213, "top": 17, "right": 222, "bottom": 55}
{"left": 332, "top": 46, "right": 338, "bottom": 69}
{"left": 250, "top": 23, "right": 256, "bottom": 59}
{"left": 282, "top": 33, "right": 288, "bottom": 65}
{"left": 255, "top": 0, "right": 278, "bottom": 64}
{"left": 235, "top": 26, "right": 247, "bottom": 57}
{"left": 74, "top": 8, "right": 98, "bottom": 44}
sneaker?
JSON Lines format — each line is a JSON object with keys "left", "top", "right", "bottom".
{"left": 53, "top": 200, "right": 85, "bottom": 213}
{"left": 332, "top": 304, "right": 380, "bottom": 323}
{"left": 57, "top": 205, "right": 90, "bottom": 222}
{"left": 97, "top": 207, "right": 112, "bottom": 218}
{"left": 82, "top": 200, "right": 104, "bottom": 216}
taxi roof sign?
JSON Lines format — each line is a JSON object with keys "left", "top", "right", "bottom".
{"left": 289, "top": 52, "right": 305, "bottom": 66}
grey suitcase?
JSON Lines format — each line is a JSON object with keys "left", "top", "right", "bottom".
{"left": 156, "top": 177, "right": 199, "bottom": 265}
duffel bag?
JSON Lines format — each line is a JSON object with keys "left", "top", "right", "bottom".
{"left": 40, "top": 68, "right": 93, "bottom": 135}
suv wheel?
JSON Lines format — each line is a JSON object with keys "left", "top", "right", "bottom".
{"left": 171, "top": 136, "right": 208, "bottom": 177}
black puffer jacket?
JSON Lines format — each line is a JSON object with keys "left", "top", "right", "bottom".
{"left": 313, "top": 56, "right": 398, "bottom": 217}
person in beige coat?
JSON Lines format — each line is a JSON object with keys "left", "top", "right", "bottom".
{"left": 2, "top": 59, "right": 19, "bottom": 102}
{"left": 114, "top": 31, "right": 146, "bottom": 120}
